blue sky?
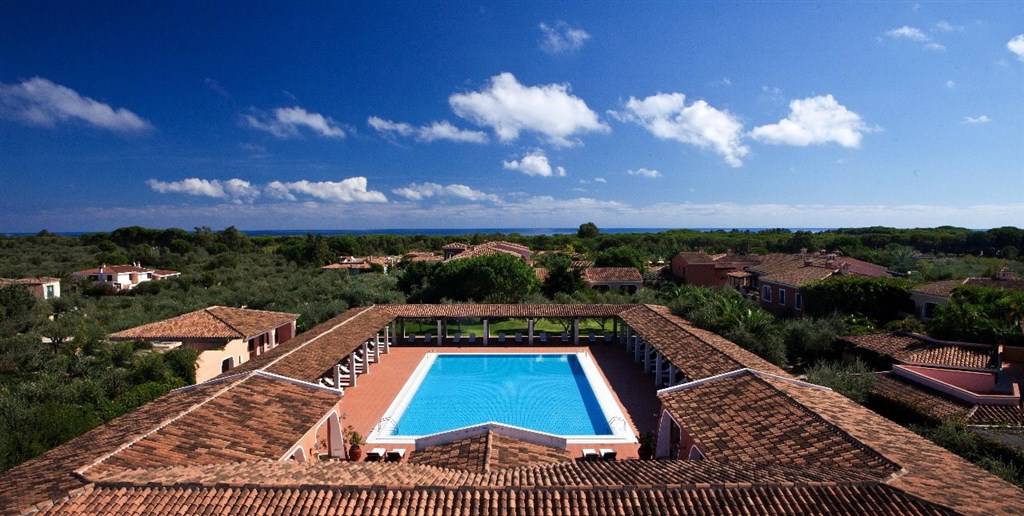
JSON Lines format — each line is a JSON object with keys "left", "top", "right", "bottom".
{"left": 1, "top": 1, "right": 1022, "bottom": 232}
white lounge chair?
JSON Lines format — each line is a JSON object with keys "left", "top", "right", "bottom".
{"left": 581, "top": 448, "right": 599, "bottom": 460}
{"left": 600, "top": 448, "right": 617, "bottom": 461}
{"left": 385, "top": 449, "right": 406, "bottom": 462}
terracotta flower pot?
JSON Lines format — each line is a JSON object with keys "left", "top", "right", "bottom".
{"left": 349, "top": 445, "right": 362, "bottom": 461}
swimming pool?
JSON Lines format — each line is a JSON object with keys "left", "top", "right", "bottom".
{"left": 369, "top": 352, "right": 635, "bottom": 444}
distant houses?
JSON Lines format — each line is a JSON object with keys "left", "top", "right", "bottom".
{"left": 442, "top": 241, "right": 532, "bottom": 262}
{"left": 0, "top": 277, "right": 61, "bottom": 300}
{"left": 910, "top": 268, "right": 1024, "bottom": 320}
{"left": 110, "top": 305, "right": 300, "bottom": 383}
{"left": 69, "top": 262, "right": 180, "bottom": 291}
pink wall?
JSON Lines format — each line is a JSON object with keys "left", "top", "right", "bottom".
{"left": 894, "top": 365, "right": 1019, "bottom": 406}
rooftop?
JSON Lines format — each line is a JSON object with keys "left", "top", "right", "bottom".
{"left": 2, "top": 303, "right": 1022, "bottom": 515}
{"left": 842, "top": 332, "right": 999, "bottom": 371}
{"left": 110, "top": 306, "right": 299, "bottom": 341}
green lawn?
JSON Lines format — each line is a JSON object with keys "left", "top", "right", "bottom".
{"left": 400, "top": 318, "right": 614, "bottom": 337}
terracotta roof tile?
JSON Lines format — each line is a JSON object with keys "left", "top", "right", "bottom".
{"left": 409, "top": 431, "right": 570, "bottom": 473}
{"left": 911, "top": 279, "right": 968, "bottom": 298}
{"left": 110, "top": 306, "right": 298, "bottom": 341}
{"left": 868, "top": 372, "right": 973, "bottom": 422}
{"left": 582, "top": 267, "right": 643, "bottom": 283}
{"left": 660, "top": 370, "right": 899, "bottom": 473}
{"left": 843, "top": 332, "right": 998, "bottom": 371}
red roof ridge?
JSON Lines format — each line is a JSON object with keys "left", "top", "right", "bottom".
{"left": 256, "top": 304, "right": 378, "bottom": 374}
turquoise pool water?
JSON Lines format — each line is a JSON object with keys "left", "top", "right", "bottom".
{"left": 390, "top": 354, "right": 613, "bottom": 437}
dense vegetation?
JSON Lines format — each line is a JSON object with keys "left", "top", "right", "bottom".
{"left": 0, "top": 224, "right": 1022, "bottom": 478}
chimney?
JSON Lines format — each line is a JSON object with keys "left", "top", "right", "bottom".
{"left": 839, "top": 262, "right": 851, "bottom": 274}
{"left": 996, "top": 268, "right": 1012, "bottom": 281}
{"left": 804, "top": 259, "right": 814, "bottom": 267}
{"left": 799, "top": 248, "right": 807, "bottom": 257}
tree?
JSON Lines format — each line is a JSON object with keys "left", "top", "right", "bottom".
{"left": 594, "top": 246, "right": 646, "bottom": 272}
{"left": 577, "top": 222, "right": 599, "bottom": 238}
{"left": 539, "top": 253, "right": 584, "bottom": 298}
{"left": 799, "top": 276, "right": 913, "bottom": 324}
{"left": 431, "top": 253, "right": 539, "bottom": 303}
{"left": 927, "top": 286, "right": 1024, "bottom": 345}
{"left": 0, "top": 284, "right": 38, "bottom": 336}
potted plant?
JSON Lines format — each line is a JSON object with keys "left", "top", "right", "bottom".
{"left": 344, "top": 425, "right": 364, "bottom": 461}
{"left": 638, "top": 431, "right": 656, "bottom": 460}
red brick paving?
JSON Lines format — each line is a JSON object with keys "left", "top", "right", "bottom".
{"left": 338, "top": 342, "right": 661, "bottom": 460}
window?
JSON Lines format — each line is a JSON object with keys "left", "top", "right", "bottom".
{"left": 795, "top": 293, "right": 803, "bottom": 311}
{"left": 221, "top": 357, "right": 234, "bottom": 373}
{"left": 45, "top": 285, "right": 54, "bottom": 299}
{"left": 778, "top": 288, "right": 786, "bottom": 306}
{"left": 761, "top": 285, "right": 771, "bottom": 303}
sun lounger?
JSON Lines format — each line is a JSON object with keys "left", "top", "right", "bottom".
{"left": 581, "top": 448, "right": 599, "bottom": 460}
{"left": 498, "top": 332, "right": 506, "bottom": 343}
{"left": 539, "top": 332, "right": 547, "bottom": 343}
{"left": 603, "top": 332, "right": 612, "bottom": 343}
{"left": 515, "top": 332, "right": 523, "bottom": 343}
{"left": 365, "top": 448, "right": 386, "bottom": 461}
{"left": 453, "top": 331, "right": 462, "bottom": 343}
{"left": 469, "top": 333, "right": 477, "bottom": 344}
{"left": 561, "top": 332, "right": 569, "bottom": 342}
{"left": 385, "top": 449, "right": 406, "bottom": 462}
{"left": 600, "top": 448, "right": 617, "bottom": 460}
{"left": 588, "top": 331, "right": 596, "bottom": 343}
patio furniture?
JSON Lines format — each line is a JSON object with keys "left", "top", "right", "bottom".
{"left": 515, "top": 332, "right": 523, "bottom": 343}
{"left": 581, "top": 449, "right": 599, "bottom": 460}
{"left": 468, "top": 333, "right": 477, "bottom": 344}
{"left": 539, "top": 332, "right": 548, "bottom": 343}
{"left": 498, "top": 332, "right": 506, "bottom": 343}
{"left": 453, "top": 331, "right": 462, "bottom": 344}
{"left": 365, "top": 448, "right": 386, "bottom": 461}
{"left": 600, "top": 448, "right": 617, "bottom": 461}
{"left": 385, "top": 449, "right": 406, "bottom": 462}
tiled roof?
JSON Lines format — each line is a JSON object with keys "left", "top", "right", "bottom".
{"left": 533, "top": 267, "right": 549, "bottom": 283}
{"left": 5, "top": 303, "right": 1024, "bottom": 515}
{"left": 38, "top": 482, "right": 955, "bottom": 515}
{"left": 70, "top": 264, "right": 154, "bottom": 275}
{"left": 751, "top": 253, "right": 890, "bottom": 287}
{"left": 383, "top": 303, "right": 633, "bottom": 319}
{"left": 0, "top": 372, "right": 340, "bottom": 514}
{"left": 0, "top": 277, "right": 61, "bottom": 286}
{"left": 445, "top": 241, "right": 532, "bottom": 261}
{"left": 911, "top": 279, "right": 968, "bottom": 297}
{"left": 571, "top": 260, "right": 594, "bottom": 268}
{"left": 619, "top": 304, "right": 788, "bottom": 381}
{"left": 660, "top": 370, "right": 899, "bottom": 473}
{"left": 582, "top": 267, "right": 643, "bottom": 283}
{"left": 109, "top": 306, "right": 298, "bottom": 341}
{"left": 409, "top": 431, "right": 570, "bottom": 473}
{"left": 868, "top": 373, "right": 973, "bottom": 422}
{"left": 674, "top": 251, "right": 714, "bottom": 264}
{"left": 321, "top": 262, "right": 371, "bottom": 270}
{"left": 967, "top": 404, "right": 1024, "bottom": 426}
{"left": 759, "top": 371, "right": 1024, "bottom": 514}
{"left": 842, "top": 332, "right": 998, "bottom": 371}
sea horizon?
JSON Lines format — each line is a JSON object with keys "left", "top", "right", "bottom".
{"left": 4, "top": 227, "right": 849, "bottom": 238}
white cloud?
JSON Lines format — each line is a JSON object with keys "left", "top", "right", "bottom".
{"left": 628, "top": 168, "right": 662, "bottom": 178}
{"left": 147, "top": 178, "right": 259, "bottom": 203}
{"left": 611, "top": 92, "right": 748, "bottom": 167}
{"left": 0, "top": 77, "right": 151, "bottom": 132}
{"left": 886, "top": 26, "right": 928, "bottom": 41}
{"left": 539, "top": 21, "right": 591, "bottom": 54}
{"left": 1009, "top": 34, "right": 1024, "bottom": 61}
{"left": 750, "top": 95, "right": 869, "bottom": 148}
{"left": 962, "top": 115, "right": 991, "bottom": 124}
{"left": 594, "top": 177, "right": 607, "bottom": 184}
{"left": 925, "top": 42, "right": 946, "bottom": 51}
{"left": 204, "top": 78, "right": 229, "bottom": 97}
{"left": 449, "top": 72, "right": 608, "bottom": 147}
{"left": 945, "top": 80, "right": 956, "bottom": 89}
{"left": 267, "top": 177, "right": 387, "bottom": 203}
{"left": 243, "top": 106, "right": 345, "bottom": 139}
{"left": 502, "top": 150, "right": 566, "bottom": 177}
{"left": 391, "top": 182, "right": 499, "bottom": 202}
{"left": 934, "top": 21, "right": 964, "bottom": 32}
{"left": 368, "top": 116, "right": 488, "bottom": 143}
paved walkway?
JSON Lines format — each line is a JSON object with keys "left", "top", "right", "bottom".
{"left": 337, "top": 342, "right": 662, "bottom": 460}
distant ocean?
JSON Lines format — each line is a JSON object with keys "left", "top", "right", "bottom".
{"left": 7, "top": 227, "right": 836, "bottom": 237}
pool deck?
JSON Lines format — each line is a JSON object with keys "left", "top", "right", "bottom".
{"left": 339, "top": 342, "right": 661, "bottom": 461}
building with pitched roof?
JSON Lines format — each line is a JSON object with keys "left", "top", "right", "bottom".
{"left": 443, "top": 240, "right": 532, "bottom": 262}
{"left": 109, "top": 306, "right": 300, "bottom": 382}
{"left": 69, "top": 263, "right": 180, "bottom": 291}
{"left": 0, "top": 277, "right": 61, "bottom": 300}
{"left": 746, "top": 251, "right": 891, "bottom": 315}
{"left": 2, "top": 303, "right": 1022, "bottom": 515}
{"left": 670, "top": 251, "right": 762, "bottom": 288}
{"left": 581, "top": 267, "right": 643, "bottom": 293}
{"left": 911, "top": 268, "right": 1024, "bottom": 320}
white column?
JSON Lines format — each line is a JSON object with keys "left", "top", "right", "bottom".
{"left": 572, "top": 319, "right": 579, "bottom": 344}
{"left": 483, "top": 319, "right": 489, "bottom": 346}
{"left": 350, "top": 352, "right": 358, "bottom": 386}
{"left": 528, "top": 319, "right": 535, "bottom": 345}
{"left": 333, "top": 364, "right": 342, "bottom": 390}
{"left": 436, "top": 320, "right": 443, "bottom": 345}
{"left": 634, "top": 338, "right": 643, "bottom": 362}
{"left": 655, "top": 353, "right": 664, "bottom": 386}
{"left": 362, "top": 341, "right": 370, "bottom": 372}
{"left": 384, "top": 324, "right": 391, "bottom": 354}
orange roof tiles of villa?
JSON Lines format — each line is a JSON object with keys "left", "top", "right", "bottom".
{"left": 109, "top": 306, "right": 298, "bottom": 341}
{"left": 582, "top": 267, "right": 643, "bottom": 282}
{"left": 659, "top": 370, "right": 899, "bottom": 473}
{"left": 843, "top": 332, "right": 998, "bottom": 371}
{"left": 3, "top": 303, "right": 1023, "bottom": 515}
